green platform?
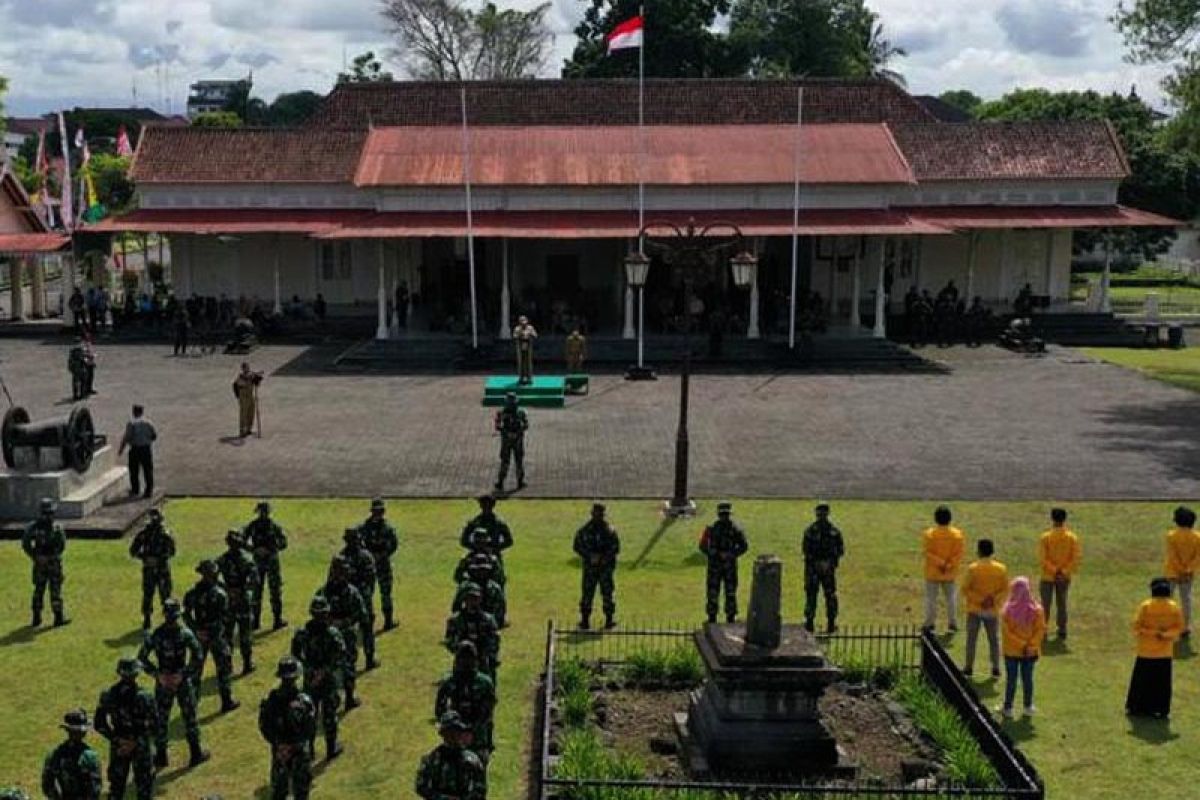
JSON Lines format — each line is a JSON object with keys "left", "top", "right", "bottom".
{"left": 483, "top": 376, "right": 567, "bottom": 407}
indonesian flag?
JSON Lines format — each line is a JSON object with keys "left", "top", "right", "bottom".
{"left": 116, "top": 125, "right": 133, "bottom": 157}
{"left": 606, "top": 14, "right": 643, "bottom": 53}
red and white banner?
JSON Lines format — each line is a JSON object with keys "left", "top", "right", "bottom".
{"left": 116, "top": 125, "right": 133, "bottom": 157}
{"left": 606, "top": 15, "right": 643, "bottom": 54}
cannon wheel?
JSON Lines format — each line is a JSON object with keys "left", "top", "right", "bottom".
{"left": 62, "top": 406, "right": 96, "bottom": 473}
{"left": 1, "top": 406, "right": 31, "bottom": 469}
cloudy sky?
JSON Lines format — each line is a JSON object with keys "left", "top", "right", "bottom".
{"left": 0, "top": 0, "right": 1174, "bottom": 117}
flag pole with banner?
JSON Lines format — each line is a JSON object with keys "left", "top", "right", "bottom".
{"left": 606, "top": 8, "right": 646, "bottom": 244}
{"left": 57, "top": 112, "right": 74, "bottom": 232}
{"left": 460, "top": 83, "right": 479, "bottom": 351}
{"left": 788, "top": 87, "right": 803, "bottom": 352}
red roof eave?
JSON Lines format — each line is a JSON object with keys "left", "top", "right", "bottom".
{"left": 0, "top": 234, "right": 71, "bottom": 254}
{"left": 901, "top": 205, "right": 1181, "bottom": 230}
{"left": 87, "top": 208, "right": 367, "bottom": 234}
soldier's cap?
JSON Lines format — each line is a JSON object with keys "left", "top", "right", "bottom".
{"left": 196, "top": 558, "right": 219, "bottom": 575}
{"left": 310, "top": 595, "right": 331, "bottom": 615}
{"left": 148, "top": 508, "right": 163, "bottom": 520}
{"left": 438, "top": 710, "right": 470, "bottom": 733}
{"left": 461, "top": 581, "right": 483, "bottom": 598}
{"left": 39, "top": 498, "right": 56, "bottom": 514}
{"left": 277, "top": 656, "right": 302, "bottom": 680}
{"left": 256, "top": 500, "right": 271, "bottom": 512}
{"left": 162, "top": 598, "right": 183, "bottom": 618}
{"left": 455, "top": 640, "right": 478, "bottom": 657}
{"left": 476, "top": 494, "right": 496, "bottom": 506}
{"left": 717, "top": 502, "right": 732, "bottom": 514}
{"left": 592, "top": 502, "right": 606, "bottom": 514}
{"left": 117, "top": 656, "right": 142, "bottom": 677}
{"left": 815, "top": 503, "right": 831, "bottom": 513}
{"left": 60, "top": 708, "right": 91, "bottom": 733}
{"left": 370, "top": 497, "right": 385, "bottom": 511}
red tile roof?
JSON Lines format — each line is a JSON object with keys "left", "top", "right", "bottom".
{"left": 131, "top": 127, "right": 366, "bottom": 184}
{"left": 900, "top": 205, "right": 1180, "bottom": 230}
{"left": 355, "top": 124, "right": 915, "bottom": 187}
{"left": 309, "top": 78, "right": 937, "bottom": 128}
{"left": 0, "top": 233, "right": 70, "bottom": 254}
{"left": 890, "top": 121, "right": 1129, "bottom": 181}
{"left": 86, "top": 209, "right": 366, "bottom": 234}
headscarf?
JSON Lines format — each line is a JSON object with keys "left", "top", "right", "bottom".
{"left": 1002, "top": 576, "right": 1042, "bottom": 627}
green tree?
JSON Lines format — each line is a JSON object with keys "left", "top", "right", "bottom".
{"left": 1113, "top": 1, "right": 1200, "bottom": 151}
{"left": 86, "top": 153, "right": 134, "bottom": 212}
{"left": 337, "top": 51, "right": 395, "bottom": 83}
{"left": 939, "top": 89, "right": 983, "bottom": 117}
{"left": 562, "top": 0, "right": 736, "bottom": 78}
{"left": 192, "top": 111, "right": 244, "bottom": 128}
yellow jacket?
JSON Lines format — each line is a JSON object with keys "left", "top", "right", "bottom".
{"left": 962, "top": 558, "right": 1009, "bottom": 615}
{"left": 1165, "top": 527, "right": 1200, "bottom": 581}
{"left": 1133, "top": 598, "right": 1185, "bottom": 659}
{"left": 923, "top": 525, "right": 965, "bottom": 582}
{"left": 1001, "top": 612, "right": 1046, "bottom": 658}
{"left": 1038, "top": 527, "right": 1081, "bottom": 581}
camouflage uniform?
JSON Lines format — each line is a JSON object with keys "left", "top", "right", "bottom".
{"left": 802, "top": 509, "right": 845, "bottom": 632}
{"left": 182, "top": 562, "right": 239, "bottom": 711}
{"left": 22, "top": 500, "right": 68, "bottom": 627}
{"left": 319, "top": 558, "right": 368, "bottom": 709}
{"left": 94, "top": 658, "right": 158, "bottom": 800}
{"left": 217, "top": 531, "right": 260, "bottom": 674}
{"left": 444, "top": 588, "right": 501, "bottom": 683}
{"left": 452, "top": 556, "right": 507, "bottom": 628}
{"left": 290, "top": 597, "right": 347, "bottom": 759}
{"left": 699, "top": 506, "right": 749, "bottom": 623}
{"left": 258, "top": 657, "right": 317, "bottom": 800}
{"left": 245, "top": 503, "right": 289, "bottom": 630}
{"left": 493, "top": 395, "right": 528, "bottom": 491}
{"left": 340, "top": 529, "right": 378, "bottom": 669}
{"left": 459, "top": 500, "right": 513, "bottom": 588}
{"left": 435, "top": 644, "right": 497, "bottom": 760}
{"left": 359, "top": 499, "right": 400, "bottom": 630}
{"left": 138, "top": 600, "right": 208, "bottom": 768}
{"left": 415, "top": 712, "right": 487, "bottom": 800}
{"left": 41, "top": 710, "right": 102, "bottom": 800}
{"left": 129, "top": 511, "right": 175, "bottom": 628}
{"left": 573, "top": 506, "right": 620, "bottom": 629}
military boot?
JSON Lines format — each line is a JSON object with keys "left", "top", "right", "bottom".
{"left": 604, "top": 613, "right": 616, "bottom": 630}
{"left": 242, "top": 655, "right": 256, "bottom": 675}
{"left": 383, "top": 612, "right": 397, "bottom": 631}
{"left": 826, "top": 619, "right": 838, "bottom": 634}
{"left": 803, "top": 618, "right": 815, "bottom": 633}
{"left": 53, "top": 609, "right": 70, "bottom": 627}
{"left": 187, "top": 737, "right": 210, "bottom": 768}
{"left": 153, "top": 747, "right": 168, "bottom": 770}
{"left": 142, "top": 612, "right": 152, "bottom": 630}
{"left": 251, "top": 612, "right": 262, "bottom": 631}
{"left": 344, "top": 691, "right": 361, "bottom": 711}
{"left": 579, "top": 613, "right": 590, "bottom": 630}
{"left": 726, "top": 612, "right": 736, "bottom": 623}
{"left": 272, "top": 615, "right": 288, "bottom": 631}
{"left": 219, "top": 691, "right": 241, "bottom": 714}
{"left": 706, "top": 613, "right": 717, "bottom": 624}
{"left": 326, "top": 733, "right": 344, "bottom": 760}
{"left": 365, "top": 656, "right": 380, "bottom": 671}
{"left": 30, "top": 610, "right": 42, "bottom": 628}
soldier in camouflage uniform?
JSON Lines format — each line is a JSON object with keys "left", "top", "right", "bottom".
{"left": 699, "top": 502, "right": 749, "bottom": 623}
{"left": 493, "top": 393, "right": 528, "bottom": 492}
{"left": 258, "top": 657, "right": 318, "bottom": 800}
{"left": 318, "top": 555, "right": 368, "bottom": 710}
{"left": 244, "top": 501, "right": 289, "bottom": 631}
{"left": 339, "top": 527, "right": 378, "bottom": 670}
{"left": 129, "top": 508, "right": 176, "bottom": 629}
{"left": 22, "top": 498, "right": 69, "bottom": 627}
{"left": 138, "top": 598, "right": 209, "bottom": 769}
{"left": 573, "top": 503, "right": 620, "bottom": 630}
{"left": 217, "top": 529, "right": 260, "bottom": 675}
{"left": 444, "top": 584, "right": 501, "bottom": 684}
{"left": 183, "top": 560, "right": 240, "bottom": 713}
{"left": 453, "top": 553, "right": 507, "bottom": 628}
{"left": 415, "top": 711, "right": 487, "bottom": 800}
{"left": 435, "top": 642, "right": 496, "bottom": 763}
{"left": 802, "top": 503, "right": 845, "bottom": 633}
{"left": 460, "top": 495, "right": 513, "bottom": 586}
{"left": 41, "top": 709, "right": 102, "bottom": 800}
{"left": 94, "top": 657, "right": 158, "bottom": 800}
{"left": 290, "top": 596, "right": 346, "bottom": 760}
{"left": 358, "top": 497, "right": 400, "bottom": 631}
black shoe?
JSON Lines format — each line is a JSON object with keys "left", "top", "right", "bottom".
{"left": 517, "top": 480, "right": 527, "bottom": 489}
{"left": 706, "top": 615, "right": 717, "bottom": 624}
{"left": 326, "top": 740, "right": 344, "bottom": 760}
{"left": 604, "top": 615, "right": 616, "bottom": 630}
{"left": 31, "top": 612, "right": 42, "bottom": 628}
{"left": 220, "top": 699, "right": 240, "bottom": 714}
{"left": 826, "top": 622, "right": 838, "bottom": 634}
{"left": 963, "top": 667, "right": 974, "bottom": 677}
{"left": 579, "top": 616, "right": 590, "bottom": 630}
{"left": 242, "top": 661, "right": 255, "bottom": 676}
{"left": 272, "top": 618, "right": 288, "bottom": 631}
{"left": 383, "top": 617, "right": 397, "bottom": 631}
{"left": 344, "top": 696, "right": 361, "bottom": 710}
{"left": 252, "top": 617, "right": 262, "bottom": 631}
{"left": 365, "top": 658, "right": 380, "bottom": 671}
{"left": 803, "top": 619, "right": 815, "bottom": 633}
{"left": 142, "top": 615, "right": 152, "bottom": 630}
{"left": 143, "top": 491, "right": 153, "bottom": 499}
{"left": 53, "top": 613, "right": 70, "bottom": 628}
{"left": 188, "top": 749, "right": 210, "bottom": 768}
{"left": 726, "top": 613, "right": 736, "bottom": 623}
{"left": 494, "top": 482, "right": 504, "bottom": 491}
{"left": 154, "top": 750, "right": 168, "bottom": 770}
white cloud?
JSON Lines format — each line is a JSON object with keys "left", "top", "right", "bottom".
{"left": 0, "top": 0, "right": 1177, "bottom": 117}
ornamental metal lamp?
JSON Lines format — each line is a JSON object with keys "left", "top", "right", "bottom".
{"left": 624, "top": 251, "right": 656, "bottom": 381}
{"left": 729, "top": 250, "right": 758, "bottom": 289}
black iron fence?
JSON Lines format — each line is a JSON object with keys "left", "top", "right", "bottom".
{"left": 536, "top": 621, "right": 1045, "bottom": 800}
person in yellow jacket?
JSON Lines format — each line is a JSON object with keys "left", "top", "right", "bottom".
{"left": 1037, "top": 508, "right": 1081, "bottom": 640}
{"left": 997, "top": 576, "right": 1045, "bottom": 719}
{"left": 922, "top": 506, "right": 966, "bottom": 633}
{"left": 1164, "top": 506, "right": 1200, "bottom": 638}
{"left": 961, "top": 539, "right": 1009, "bottom": 678}
{"left": 1126, "top": 578, "right": 1185, "bottom": 719}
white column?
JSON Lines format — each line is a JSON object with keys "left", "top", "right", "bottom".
{"left": 272, "top": 235, "right": 282, "bottom": 315}
{"left": 29, "top": 257, "right": 46, "bottom": 318}
{"left": 999, "top": 230, "right": 1013, "bottom": 305}
{"left": 376, "top": 240, "right": 389, "bottom": 340}
{"left": 1043, "top": 229, "right": 1055, "bottom": 299}
{"left": 389, "top": 246, "right": 400, "bottom": 338}
{"left": 406, "top": 240, "right": 417, "bottom": 325}
{"left": 9, "top": 259, "right": 24, "bottom": 320}
{"left": 499, "top": 239, "right": 511, "bottom": 340}
{"left": 849, "top": 240, "right": 862, "bottom": 330}
{"left": 873, "top": 238, "right": 887, "bottom": 339}
{"left": 623, "top": 284, "right": 635, "bottom": 339}
{"left": 1100, "top": 236, "right": 1113, "bottom": 313}
{"left": 747, "top": 278, "right": 761, "bottom": 339}
{"left": 965, "top": 232, "right": 978, "bottom": 302}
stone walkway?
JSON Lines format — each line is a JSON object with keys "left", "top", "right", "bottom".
{"left": 0, "top": 338, "right": 1197, "bottom": 499}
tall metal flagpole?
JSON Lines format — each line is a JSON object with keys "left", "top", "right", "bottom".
{"left": 788, "top": 87, "right": 803, "bottom": 351}
{"left": 460, "top": 83, "right": 479, "bottom": 351}
{"left": 57, "top": 112, "right": 74, "bottom": 233}
{"left": 637, "top": 4, "right": 646, "bottom": 369}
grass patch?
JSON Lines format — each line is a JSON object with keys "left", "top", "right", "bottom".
{"left": 838, "top": 657, "right": 902, "bottom": 690}
{"left": 1082, "top": 347, "right": 1200, "bottom": 392}
{"left": 893, "top": 674, "right": 1000, "bottom": 788}
{"left": 1, "top": 498, "right": 1196, "bottom": 799}
{"left": 622, "top": 646, "right": 704, "bottom": 687}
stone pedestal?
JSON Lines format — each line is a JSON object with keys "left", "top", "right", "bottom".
{"left": 0, "top": 446, "right": 128, "bottom": 519}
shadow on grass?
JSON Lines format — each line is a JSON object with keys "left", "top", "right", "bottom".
{"left": 1000, "top": 716, "right": 1035, "bottom": 743}
{"left": 1127, "top": 715, "right": 1180, "bottom": 744}
{"left": 0, "top": 624, "right": 53, "bottom": 647}
{"left": 103, "top": 628, "right": 147, "bottom": 650}
{"left": 1042, "top": 638, "right": 1070, "bottom": 657}
{"left": 630, "top": 516, "right": 678, "bottom": 569}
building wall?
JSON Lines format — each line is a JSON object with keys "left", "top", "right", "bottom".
{"left": 912, "top": 229, "right": 1072, "bottom": 306}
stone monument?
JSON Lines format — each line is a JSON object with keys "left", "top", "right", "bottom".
{"left": 677, "top": 554, "right": 854, "bottom": 778}
{"left": 0, "top": 406, "right": 128, "bottom": 519}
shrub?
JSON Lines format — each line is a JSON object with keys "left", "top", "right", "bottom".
{"left": 556, "top": 656, "right": 593, "bottom": 698}
{"left": 561, "top": 683, "right": 593, "bottom": 728}
{"left": 623, "top": 646, "right": 703, "bottom": 686}
{"left": 893, "top": 674, "right": 1000, "bottom": 788}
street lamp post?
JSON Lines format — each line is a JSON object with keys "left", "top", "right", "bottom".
{"left": 632, "top": 218, "right": 756, "bottom": 517}
{"left": 624, "top": 251, "right": 656, "bottom": 380}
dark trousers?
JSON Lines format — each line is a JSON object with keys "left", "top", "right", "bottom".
{"left": 705, "top": 560, "right": 738, "bottom": 620}
{"left": 804, "top": 564, "right": 839, "bottom": 624}
{"left": 497, "top": 436, "right": 525, "bottom": 486}
{"left": 129, "top": 446, "right": 154, "bottom": 496}
{"left": 173, "top": 327, "right": 189, "bottom": 355}
{"left": 580, "top": 564, "right": 616, "bottom": 616}
{"left": 1039, "top": 579, "right": 1070, "bottom": 635}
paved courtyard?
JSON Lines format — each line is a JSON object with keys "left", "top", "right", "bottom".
{"left": 0, "top": 337, "right": 1198, "bottom": 499}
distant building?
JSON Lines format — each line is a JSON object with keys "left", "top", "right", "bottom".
{"left": 187, "top": 78, "right": 252, "bottom": 119}
{"left": 3, "top": 117, "right": 51, "bottom": 160}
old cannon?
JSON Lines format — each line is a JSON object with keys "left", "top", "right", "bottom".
{"left": 2, "top": 406, "right": 103, "bottom": 473}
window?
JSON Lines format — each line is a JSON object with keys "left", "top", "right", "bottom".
{"left": 337, "top": 243, "right": 352, "bottom": 279}
{"left": 320, "top": 244, "right": 336, "bottom": 281}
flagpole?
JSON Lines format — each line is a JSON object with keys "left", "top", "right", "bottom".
{"left": 460, "top": 83, "right": 479, "bottom": 351}
{"left": 57, "top": 112, "right": 74, "bottom": 233}
{"left": 638, "top": 3, "right": 645, "bottom": 249}
{"left": 788, "top": 87, "right": 803, "bottom": 352}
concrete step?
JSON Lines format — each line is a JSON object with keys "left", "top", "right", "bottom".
{"left": 58, "top": 467, "right": 129, "bottom": 519}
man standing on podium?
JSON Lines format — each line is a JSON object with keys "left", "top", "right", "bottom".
{"left": 512, "top": 315, "right": 537, "bottom": 385}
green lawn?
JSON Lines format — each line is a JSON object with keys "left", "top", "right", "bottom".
{"left": 1083, "top": 347, "right": 1200, "bottom": 393}
{"left": 1, "top": 499, "right": 1194, "bottom": 799}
